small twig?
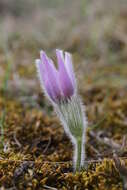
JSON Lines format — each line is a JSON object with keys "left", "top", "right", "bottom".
{"left": 43, "top": 136, "right": 51, "bottom": 153}
{"left": 13, "top": 131, "right": 22, "bottom": 148}
{"left": 121, "top": 136, "right": 127, "bottom": 150}
{"left": 43, "top": 185, "right": 58, "bottom": 190}
{"left": 89, "top": 130, "right": 121, "bottom": 150}
{"left": 113, "top": 154, "right": 127, "bottom": 190}
{"left": 3, "top": 141, "right": 10, "bottom": 153}
{"left": 0, "top": 157, "right": 127, "bottom": 164}
{"left": 0, "top": 159, "right": 72, "bottom": 164}
{"left": 87, "top": 143, "right": 101, "bottom": 156}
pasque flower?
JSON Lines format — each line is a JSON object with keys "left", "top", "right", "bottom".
{"left": 36, "top": 50, "right": 75, "bottom": 103}
{"left": 36, "top": 49, "right": 87, "bottom": 171}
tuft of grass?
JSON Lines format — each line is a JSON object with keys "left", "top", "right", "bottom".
{"left": 0, "top": 109, "right": 6, "bottom": 149}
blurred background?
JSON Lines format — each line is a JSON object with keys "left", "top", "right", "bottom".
{"left": 1, "top": 1, "right": 127, "bottom": 188}
{"left": 0, "top": 0, "right": 127, "bottom": 103}
{"left": 0, "top": 0, "right": 127, "bottom": 121}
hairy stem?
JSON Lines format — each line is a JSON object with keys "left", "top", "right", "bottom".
{"left": 74, "top": 136, "right": 87, "bottom": 171}
{"left": 76, "top": 138, "right": 82, "bottom": 171}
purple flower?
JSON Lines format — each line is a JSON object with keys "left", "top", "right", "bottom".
{"left": 36, "top": 49, "right": 76, "bottom": 103}
{"left": 35, "top": 49, "right": 88, "bottom": 171}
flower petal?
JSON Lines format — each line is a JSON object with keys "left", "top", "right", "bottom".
{"left": 35, "top": 59, "right": 54, "bottom": 100}
{"left": 65, "top": 52, "right": 76, "bottom": 89}
{"left": 39, "top": 51, "right": 62, "bottom": 102}
{"left": 56, "top": 49, "right": 74, "bottom": 98}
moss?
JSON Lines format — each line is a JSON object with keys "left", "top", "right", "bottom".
{"left": 0, "top": 85, "right": 127, "bottom": 189}
{"left": 0, "top": 58, "right": 127, "bottom": 189}
{"left": 0, "top": 20, "right": 127, "bottom": 188}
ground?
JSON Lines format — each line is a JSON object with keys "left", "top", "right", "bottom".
{"left": 0, "top": 0, "right": 127, "bottom": 189}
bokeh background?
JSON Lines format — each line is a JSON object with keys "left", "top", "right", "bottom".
{"left": 0, "top": 0, "right": 127, "bottom": 95}
{"left": 0, "top": 1, "right": 127, "bottom": 189}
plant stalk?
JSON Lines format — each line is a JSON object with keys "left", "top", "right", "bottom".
{"left": 74, "top": 137, "right": 85, "bottom": 171}
{"left": 76, "top": 138, "right": 82, "bottom": 171}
